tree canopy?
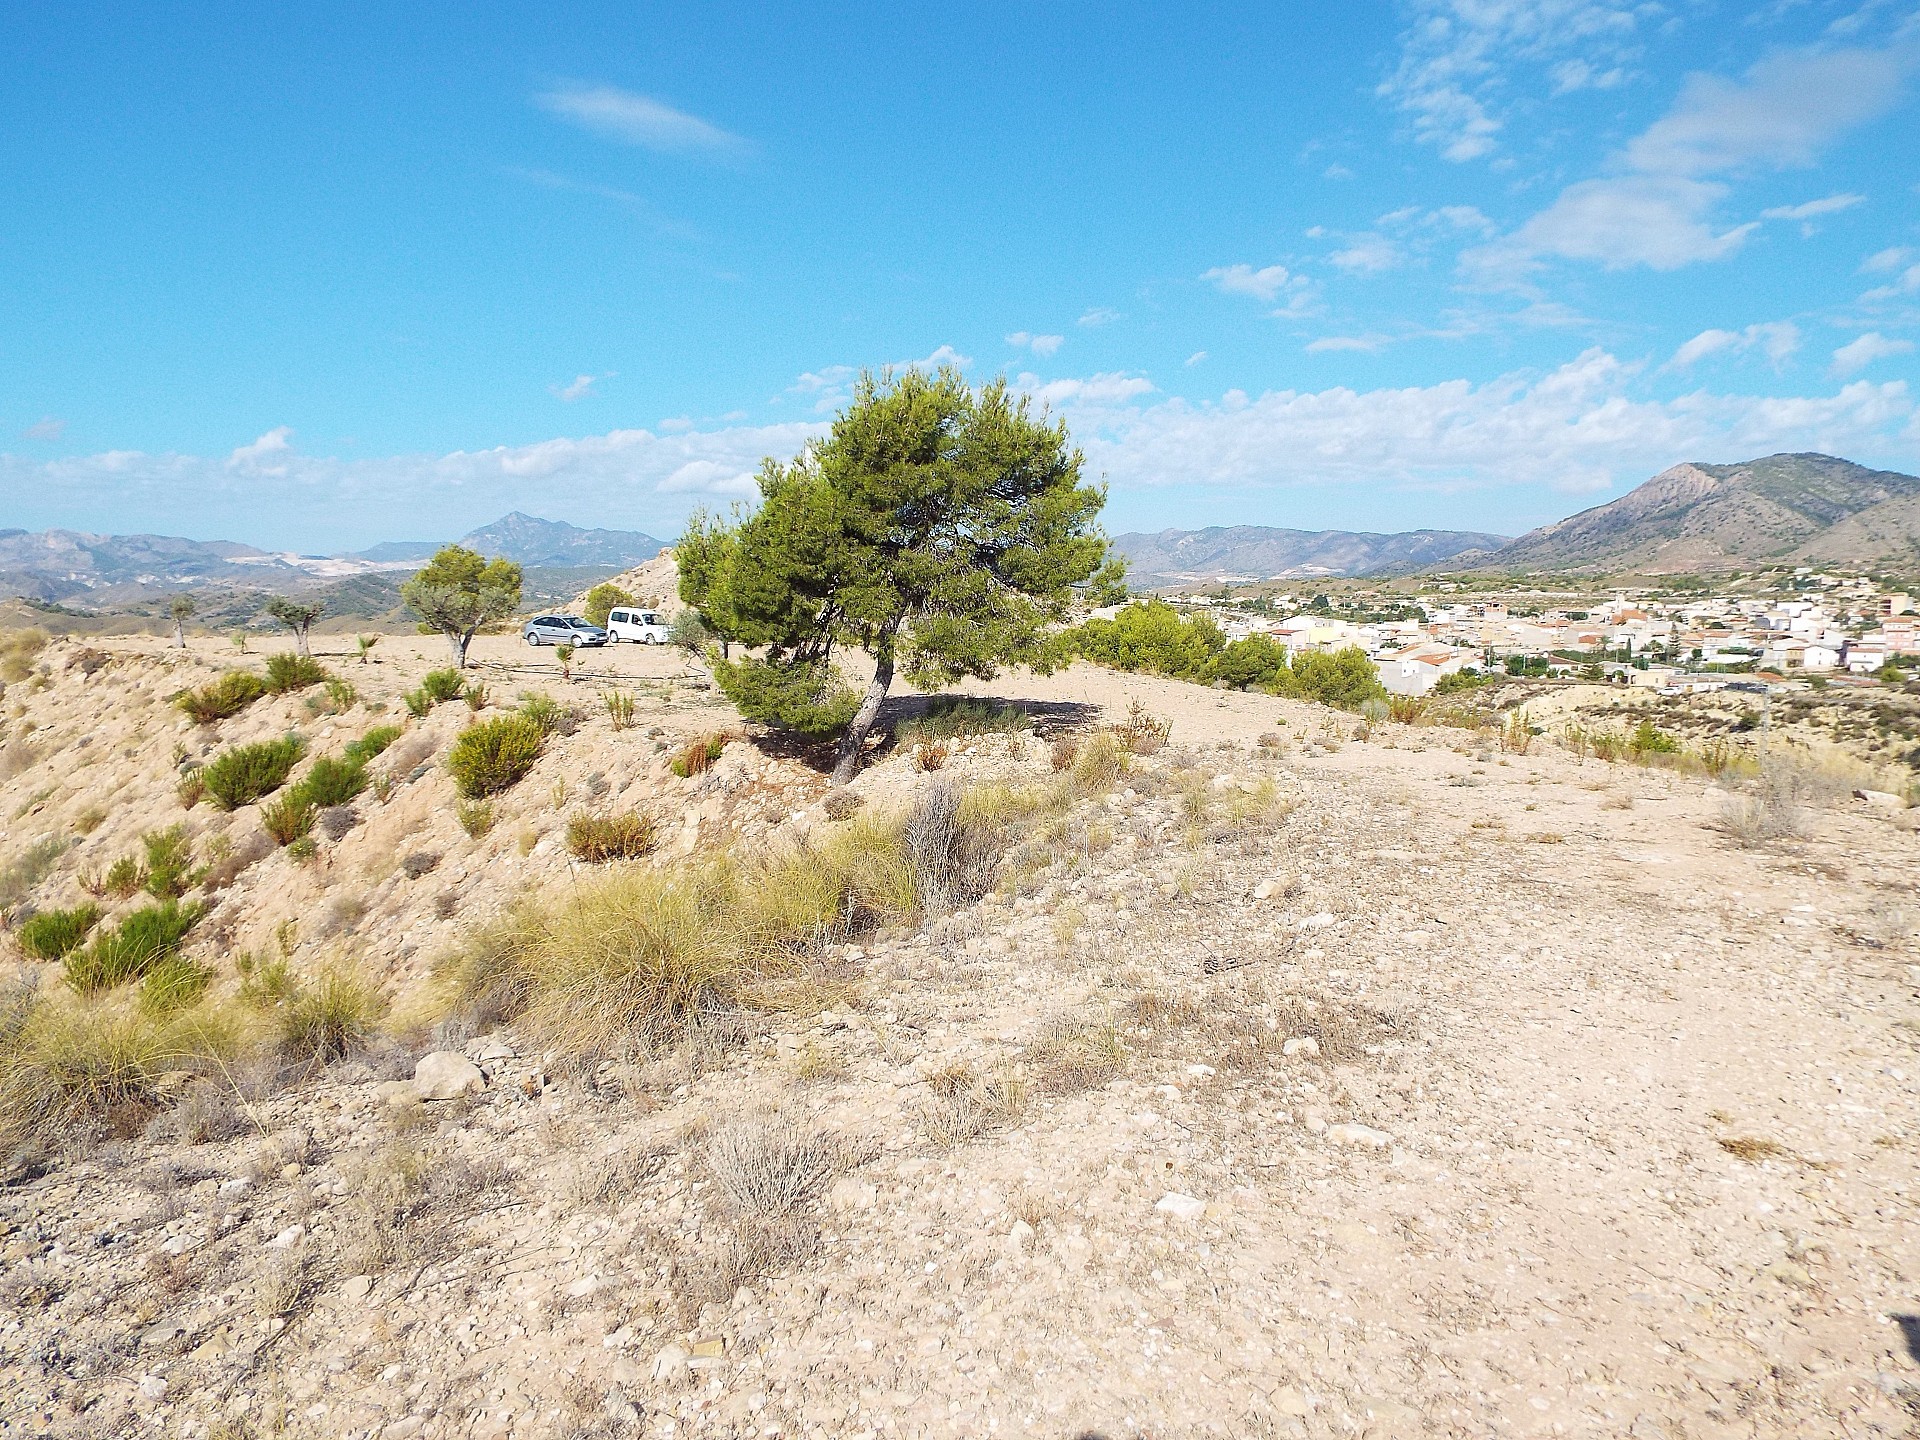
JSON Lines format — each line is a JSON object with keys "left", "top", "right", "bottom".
{"left": 582, "top": 582, "right": 635, "bottom": 630}
{"left": 680, "top": 367, "right": 1120, "bottom": 782}
{"left": 264, "top": 597, "right": 324, "bottom": 657}
{"left": 401, "top": 545, "right": 524, "bottom": 669}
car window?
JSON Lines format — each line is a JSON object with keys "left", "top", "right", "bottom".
{"left": 609, "top": 610, "right": 627, "bottom": 624}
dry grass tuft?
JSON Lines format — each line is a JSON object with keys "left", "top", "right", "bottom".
{"left": 1718, "top": 1136, "right": 1788, "bottom": 1162}
{"left": 566, "top": 811, "right": 659, "bottom": 863}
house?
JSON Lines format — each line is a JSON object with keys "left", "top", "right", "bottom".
{"left": 1761, "top": 637, "right": 1840, "bottom": 672}
{"left": 1374, "top": 643, "right": 1468, "bottom": 696}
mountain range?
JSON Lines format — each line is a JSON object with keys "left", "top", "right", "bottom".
{"left": 1489, "top": 453, "right": 1920, "bottom": 573}
{"left": 0, "top": 513, "right": 666, "bottom": 605}
{"left": 1112, "top": 526, "right": 1508, "bottom": 583}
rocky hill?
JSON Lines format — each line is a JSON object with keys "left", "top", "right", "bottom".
{"left": 1490, "top": 452, "right": 1920, "bottom": 573}
{"left": 457, "top": 513, "right": 664, "bottom": 569}
{"left": 0, "top": 624, "right": 1915, "bottom": 1437}
{"left": 1113, "top": 525, "right": 1507, "bottom": 583}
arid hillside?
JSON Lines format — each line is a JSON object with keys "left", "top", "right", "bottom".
{"left": 1, "top": 626, "right": 1917, "bottom": 1439}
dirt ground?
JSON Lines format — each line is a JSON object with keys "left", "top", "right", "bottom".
{"left": 1, "top": 630, "right": 1918, "bottom": 1439}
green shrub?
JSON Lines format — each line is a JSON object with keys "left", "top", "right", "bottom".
{"left": 1630, "top": 719, "right": 1679, "bottom": 757}
{"left": 516, "top": 692, "right": 575, "bottom": 736}
{"left": 202, "top": 736, "right": 306, "bottom": 809}
{"left": 583, "top": 582, "right": 635, "bottom": 630}
{"left": 344, "top": 724, "right": 402, "bottom": 764}
{"left": 403, "top": 688, "right": 432, "bottom": 719}
{"left": 177, "top": 671, "right": 267, "bottom": 724}
{"left": 261, "top": 793, "right": 317, "bottom": 847}
{"left": 1071, "top": 600, "right": 1224, "bottom": 679}
{"left": 1285, "top": 646, "right": 1387, "bottom": 710}
{"left": 264, "top": 652, "right": 328, "bottom": 694}
{"left": 15, "top": 905, "right": 100, "bottom": 960}
{"left": 421, "top": 668, "right": 465, "bottom": 704}
{"left": 1206, "top": 634, "right": 1290, "bottom": 690}
{"left": 322, "top": 676, "right": 357, "bottom": 709}
{"left": 567, "top": 812, "right": 659, "bottom": 862}
{"left": 456, "top": 799, "right": 495, "bottom": 838}
{"left": 294, "top": 755, "right": 367, "bottom": 807}
{"left": 101, "top": 855, "right": 145, "bottom": 899}
{"left": 141, "top": 825, "right": 200, "bottom": 899}
{"left": 1434, "top": 669, "right": 1490, "bottom": 695}
{"left": 447, "top": 714, "right": 545, "bottom": 798}
{"left": 65, "top": 901, "right": 205, "bottom": 994}
{"left": 710, "top": 656, "right": 860, "bottom": 737}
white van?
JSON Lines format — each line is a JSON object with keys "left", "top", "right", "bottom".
{"left": 605, "top": 607, "right": 672, "bottom": 644}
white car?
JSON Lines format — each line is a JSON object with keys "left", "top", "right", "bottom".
{"left": 605, "top": 606, "right": 672, "bottom": 644}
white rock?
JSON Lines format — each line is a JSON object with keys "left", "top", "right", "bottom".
{"left": 340, "top": 1274, "right": 374, "bottom": 1302}
{"left": 266, "top": 1225, "right": 306, "bottom": 1248}
{"left": 1282, "top": 1036, "right": 1320, "bottom": 1059}
{"left": 1302, "top": 912, "right": 1336, "bottom": 930}
{"left": 1155, "top": 1192, "right": 1206, "bottom": 1220}
{"left": 414, "top": 1051, "right": 485, "bottom": 1100}
{"left": 1253, "top": 880, "right": 1278, "bottom": 901}
{"left": 1007, "top": 1220, "right": 1035, "bottom": 1253}
{"left": 1326, "top": 1123, "right": 1393, "bottom": 1149}
{"left": 136, "top": 1374, "right": 168, "bottom": 1402}
{"left": 1856, "top": 788, "right": 1906, "bottom": 809}
{"left": 472, "top": 1037, "right": 517, "bottom": 1062}
{"left": 651, "top": 1343, "right": 690, "bottom": 1381}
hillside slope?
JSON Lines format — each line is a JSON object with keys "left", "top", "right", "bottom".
{"left": 1114, "top": 525, "right": 1507, "bottom": 582}
{"left": 1492, "top": 452, "right": 1920, "bottom": 572}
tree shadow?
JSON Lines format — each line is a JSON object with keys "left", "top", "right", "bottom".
{"left": 739, "top": 691, "right": 1103, "bottom": 777}
{"left": 1894, "top": 1314, "right": 1920, "bottom": 1364}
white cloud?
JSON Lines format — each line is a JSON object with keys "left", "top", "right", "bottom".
{"left": 1624, "top": 47, "right": 1911, "bottom": 177}
{"left": 534, "top": 83, "right": 747, "bottom": 156}
{"left": 1015, "top": 372, "right": 1155, "bottom": 406}
{"left": 1669, "top": 321, "right": 1801, "bottom": 369}
{"left": 1323, "top": 164, "right": 1355, "bottom": 180}
{"left": 1035, "top": 347, "right": 1914, "bottom": 501}
{"left": 227, "top": 427, "right": 294, "bottom": 476}
{"left": 1329, "top": 235, "right": 1402, "bottom": 273}
{"left": 1005, "top": 332, "right": 1064, "bottom": 357}
{"left": 1499, "top": 176, "right": 1758, "bottom": 272}
{"left": 1077, "top": 307, "right": 1122, "bottom": 328}
{"left": 1863, "top": 246, "right": 1917, "bottom": 273}
{"left": 1184, "top": 351, "right": 1208, "bottom": 367}
{"left": 1201, "top": 264, "right": 1292, "bottom": 301}
{"left": 1379, "top": 0, "right": 1648, "bottom": 163}
{"left": 1761, "top": 192, "right": 1865, "bottom": 220}
{"left": 1305, "top": 335, "right": 1390, "bottom": 353}
{"left": 1832, "top": 331, "right": 1916, "bottom": 374}
{"left": 1861, "top": 262, "right": 1920, "bottom": 302}
{"left": 895, "top": 344, "right": 971, "bottom": 371}
{"left": 22, "top": 417, "right": 65, "bottom": 441}
{"left": 550, "top": 372, "right": 613, "bottom": 402}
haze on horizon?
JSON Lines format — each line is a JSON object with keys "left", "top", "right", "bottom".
{"left": 3, "top": 2, "right": 1919, "bottom": 554}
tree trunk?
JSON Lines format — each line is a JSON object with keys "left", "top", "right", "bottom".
{"left": 295, "top": 626, "right": 310, "bottom": 658}
{"left": 449, "top": 630, "right": 469, "bottom": 669}
{"left": 172, "top": 620, "right": 186, "bottom": 649}
{"left": 831, "top": 640, "right": 895, "bottom": 786}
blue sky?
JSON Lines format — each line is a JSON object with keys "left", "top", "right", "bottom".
{"left": 3, "top": 1, "right": 1918, "bottom": 552}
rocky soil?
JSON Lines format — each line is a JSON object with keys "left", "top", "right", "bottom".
{"left": 1, "top": 631, "right": 1918, "bottom": 1439}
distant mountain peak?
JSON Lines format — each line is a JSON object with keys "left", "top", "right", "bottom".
{"left": 456, "top": 513, "right": 665, "bottom": 568}
{"left": 1112, "top": 525, "right": 1508, "bottom": 582}
{"left": 1489, "top": 452, "right": 1920, "bottom": 573}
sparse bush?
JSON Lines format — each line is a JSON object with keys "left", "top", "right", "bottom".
{"left": 1499, "top": 710, "right": 1535, "bottom": 756}
{"left": 317, "top": 804, "right": 357, "bottom": 841}
{"left": 202, "top": 829, "right": 273, "bottom": 890}
{"left": 447, "top": 714, "right": 545, "bottom": 798}
{"left": 401, "top": 851, "right": 441, "bottom": 879}
{"left": 64, "top": 901, "right": 205, "bottom": 994}
{"left": 261, "top": 792, "right": 317, "bottom": 847}
{"left": 671, "top": 732, "right": 729, "bottom": 778}
{"left": 463, "top": 682, "right": 488, "bottom": 712}
{"left": 0, "top": 836, "right": 68, "bottom": 913}
{"left": 822, "top": 789, "right": 865, "bottom": 821}
{"left": 202, "top": 735, "right": 306, "bottom": 809}
{"left": 1069, "top": 731, "right": 1128, "bottom": 794}
{"left": 15, "top": 905, "right": 100, "bottom": 960}
{"left": 343, "top": 724, "right": 402, "bottom": 764}
{"left": 602, "top": 690, "right": 635, "bottom": 731}
{"left": 141, "top": 825, "right": 200, "bottom": 899}
{"left": 913, "top": 738, "right": 949, "bottom": 772}
{"left": 1111, "top": 698, "right": 1171, "bottom": 755}
{"left": 98, "top": 854, "right": 146, "bottom": 899}
{"left": 705, "top": 1116, "right": 842, "bottom": 1216}
{"left": 403, "top": 688, "right": 433, "bottom": 719}
{"left": 1387, "top": 694, "right": 1430, "bottom": 725}
{"left": 421, "top": 668, "right": 465, "bottom": 704}
{"left": 1720, "top": 759, "right": 1824, "bottom": 847}
{"left": 264, "top": 652, "right": 328, "bottom": 694}
{"left": 902, "top": 781, "right": 1000, "bottom": 915}
{"left": 567, "top": 812, "right": 659, "bottom": 862}
{"left": 177, "top": 670, "right": 267, "bottom": 725}
{"left": 295, "top": 755, "right": 368, "bottom": 808}
{"left": 1049, "top": 734, "right": 1080, "bottom": 771}
{"left": 277, "top": 968, "right": 384, "bottom": 1064}
{"left": 176, "top": 771, "right": 205, "bottom": 808}
{"left": 456, "top": 799, "right": 495, "bottom": 839}
{"left": 322, "top": 676, "right": 357, "bottom": 710}
{"left": 0, "top": 628, "right": 48, "bottom": 683}
{"left": 517, "top": 691, "right": 578, "bottom": 736}
{"left": 1630, "top": 718, "right": 1679, "bottom": 759}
